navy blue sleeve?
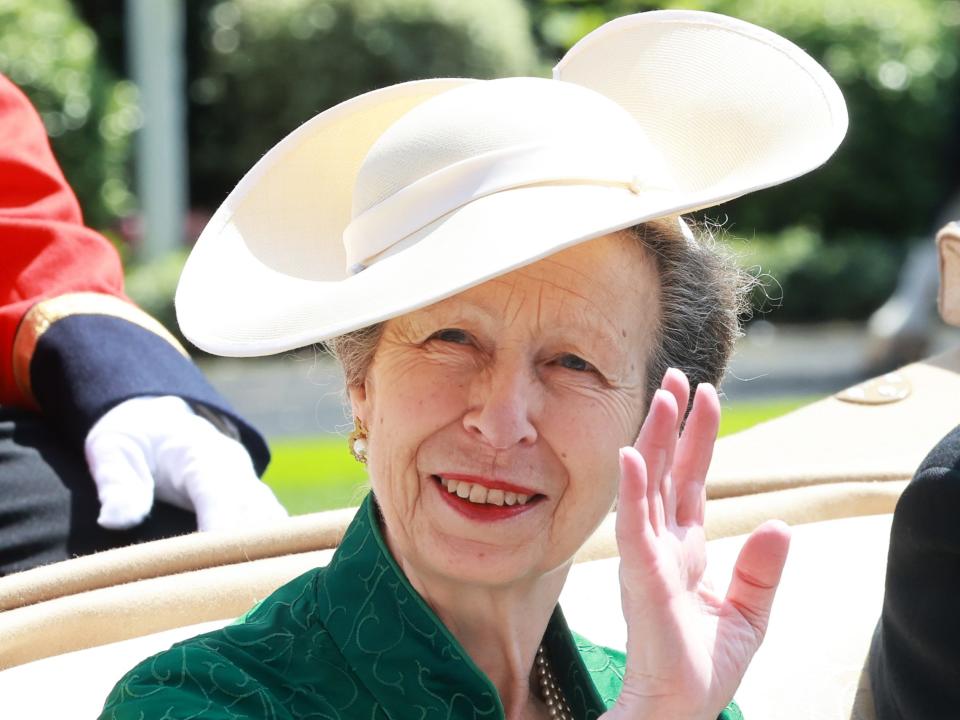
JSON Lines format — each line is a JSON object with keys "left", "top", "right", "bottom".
{"left": 29, "top": 314, "right": 270, "bottom": 475}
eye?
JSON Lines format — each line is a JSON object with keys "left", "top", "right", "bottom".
{"left": 554, "top": 353, "right": 596, "bottom": 373}
{"left": 428, "top": 328, "right": 471, "bottom": 344}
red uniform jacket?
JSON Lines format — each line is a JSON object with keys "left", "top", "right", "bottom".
{"left": 0, "top": 74, "right": 267, "bottom": 471}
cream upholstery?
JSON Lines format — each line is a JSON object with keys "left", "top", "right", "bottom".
{"left": 0, "top": 514, "right": 892, "bottom": 719}
{"left": 0, "top": 480, "right": 904, "bottom": 671}
{"left": 0, "top": 621, "right": 231, "bottom": 717}
{"left": 709, "top": 348, "right": 960, "bottom": 498}
{"left": 560, "top": 515, "right": 891, "bottom": 720}
{"left": 0, "top": 506, "right": 356, "bottom": 612}
{"left": 707, "top": 220, "right": 960, "bottom": 500}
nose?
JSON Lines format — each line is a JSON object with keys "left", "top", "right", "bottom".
{"left": 462, "top": 359, "right": 539, "bottom": 450}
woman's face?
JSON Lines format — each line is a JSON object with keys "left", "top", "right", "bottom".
{"left": 350, "top": 231, "right": 660, "bottom": 588}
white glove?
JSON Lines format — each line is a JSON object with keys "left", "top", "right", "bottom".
{"left": 85, "top": 396, "right": 288, "bottom": 532}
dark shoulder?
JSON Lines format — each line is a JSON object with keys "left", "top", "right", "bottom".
{"left": 898, "top": 424, "right": 960, "bottom": 503}
{"left": 914, "top": 424, "right": 960, "bottom": 478}
{"left": 893, "top": 424, "right": 960, "bottom": 549}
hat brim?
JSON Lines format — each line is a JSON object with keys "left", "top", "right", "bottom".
{"left": 177, "top": 10, "right": 847, "bottom": 357}
{"left": 181, "top": 182, "right": 701, "bottom": 355}
{"left": 553, "top": 10, "right": 848, "bottom": 196}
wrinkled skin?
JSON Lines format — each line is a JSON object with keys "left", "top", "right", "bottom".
{"left": 608, "top": 372, "right": 790, "bottom": 720}
{"left": 350, "top": 232, "right": 790, "bottom": 719}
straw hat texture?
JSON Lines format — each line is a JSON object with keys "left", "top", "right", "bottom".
{"left": 176, "top": 10, "right": 848, "bottom": 356}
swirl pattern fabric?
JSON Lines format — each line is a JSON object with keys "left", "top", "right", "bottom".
{"left": 100, "top": 494, "right": 742, "bottom": 719}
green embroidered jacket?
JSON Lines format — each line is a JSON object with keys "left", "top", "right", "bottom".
{"left": 100, "top": 495, "right": 742, "bottom": 720}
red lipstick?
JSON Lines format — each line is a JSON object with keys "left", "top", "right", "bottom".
{"left": 436, "top": 484, "right": 539, "bottom": 521}
{"left": 437, "top": 473, "right": 539, "bottom": 496}
{"left": 431, "top": 474, "right": 542, "bottom": 522}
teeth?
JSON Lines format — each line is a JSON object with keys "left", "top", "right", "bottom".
{"left": 437, "top": 478, "right": 533, "bottom": 506}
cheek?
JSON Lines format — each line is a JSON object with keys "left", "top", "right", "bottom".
{"left": 548, "top": 393, "right": 639, "bottom": 508}
{"left": 373, "top": 362, "right": 471, "bottom": 432}
{"left": 547, "top": 387, "right": 642, "bottom": 454}
{"left": 567, "top": 429, "right": 622, "bottom": 501}
{"left": 365, "top": 362, "right": 472, "bottom": 494}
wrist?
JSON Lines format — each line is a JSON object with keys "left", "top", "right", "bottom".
{"left": 603, "top": 692, "right": 719, "bottom": 720}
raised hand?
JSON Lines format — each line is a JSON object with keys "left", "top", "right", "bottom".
{"left": 605, "top": 368, "right": 791, "bottom": 720}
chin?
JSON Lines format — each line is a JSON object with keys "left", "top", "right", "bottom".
{"left": 374, "top": 471, "right": 595, "bottom": 589}
{"left": 420, "top": 530, "right": 572, "bottom": 589}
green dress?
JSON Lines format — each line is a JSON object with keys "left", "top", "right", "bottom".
{"left": 100, "top": 495, "right": 743, "bottom": 720}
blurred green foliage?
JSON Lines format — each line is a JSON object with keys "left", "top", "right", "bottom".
{"left": 729, "top": 227, "right": 905, "bottom": 321}
{"left": 0, "top": 0, "right": 137, "bottom": 229}
{"left": 8, "top": 0, "right": 960, "bottom": 323}
{"left": 186, "top": 0, "right": 540, "bottom": 208}
{"left": 526, "top": 0, "right": 960, "bottom": 320}
{"left": 528, "top": 0, "right": 960, "bottom": 239}
{"left": 124, "top": 249, "right": 189, "bottom": 343}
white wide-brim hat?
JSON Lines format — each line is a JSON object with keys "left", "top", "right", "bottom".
{"left": 176, "top": 10, "right": 847, "bottom": 356}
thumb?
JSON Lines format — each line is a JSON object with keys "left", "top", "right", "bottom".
{"left": 85, "top": 432, "right": 156, "bottom": 530}
{"left": 725, "top": 519, "right": 791, "bottom": 640}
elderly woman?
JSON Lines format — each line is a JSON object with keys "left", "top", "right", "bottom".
{"left": 101, "top": 10, "right": 846, "bottom": 720}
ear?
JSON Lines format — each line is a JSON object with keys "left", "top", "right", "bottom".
{"left": 347, "top": 381, "right": 369, "bottom": 424}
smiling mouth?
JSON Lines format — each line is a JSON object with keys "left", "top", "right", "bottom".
{"left": 431, "top": 475, "right": 542, "bottom": 507}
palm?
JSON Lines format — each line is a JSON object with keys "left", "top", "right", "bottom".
{"left": 607, "top": 370, "right": 791, "bottom": 720}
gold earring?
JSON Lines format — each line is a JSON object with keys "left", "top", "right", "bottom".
{"left": 349, "top": 418, "right": 368, "bottom": 464}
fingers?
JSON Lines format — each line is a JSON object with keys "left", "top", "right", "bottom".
{"left": 634, "top": 368, "right": 689, "bottom": 530}
{"left": 674, "top": 383, "right": 721, "bottom": 527}
{"left": 88, "top": 396, "right": 288, "bottom": 534}
{"left": 633, "top": 390, "right": 677, "bottom": 533}
{"left": 632, "top": 369, "right": 719, "bottom": 533}
{"left": 615, "top": 446, "right": 657, "bottom": 564}
{"left": 725, "top": 519, "right": 792, "bottom": 639}
{"left": 658, "top": 367, "right": 690, "bottom": 434}
{"left": 85, "top": 431, "right": 156, "bottom": 530}
{"left": 155, "top": 414, "right": 288, "bottom": 532}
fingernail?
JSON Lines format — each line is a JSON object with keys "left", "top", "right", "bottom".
{"left": 694, "top": 382, "right": 716, "bottom": 403}
{"left": 653, "top": 388, "right": 674, "bottom": 409}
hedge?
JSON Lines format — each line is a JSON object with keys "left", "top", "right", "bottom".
{"left": 529, "top": 0, "right": 960, "bottom": 240}
{"left": 0, "top": 0, "right": 137, "bottom": 230}
{"left": 186, "top": 0, "right": 540, "bottom": 208}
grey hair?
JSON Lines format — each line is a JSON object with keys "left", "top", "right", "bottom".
{"left": 328, "top": 217, "right": 752, "bottom": 409}
{"left": 629, "top": 217, "right": 752, "bottom": 410}
{"left": 329, "top": 321, "right": 385, "bottom": 390}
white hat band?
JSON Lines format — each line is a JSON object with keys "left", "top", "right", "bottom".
{"left": 342, "top": 140, "right": 664, "bottom": 273}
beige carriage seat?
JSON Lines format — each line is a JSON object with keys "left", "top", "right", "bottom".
{"left": 708, "top": 221, "right": 960, "bottom": 503}
{"left": 0, "top": 223, "right": 957, "bottom": 718}
{"left": 0, "top": 513, "right": 890, "bottom": 720}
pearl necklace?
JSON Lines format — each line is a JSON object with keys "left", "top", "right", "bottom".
{"left": 535, "top": 644, "right": 573, "bottom": 719}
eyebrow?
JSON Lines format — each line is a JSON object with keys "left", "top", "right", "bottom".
{"left": 547, "top": 308, "right": 628, "bottom": 369}
{"left": 418, "top": 292, "right": 633, "bottom": 369}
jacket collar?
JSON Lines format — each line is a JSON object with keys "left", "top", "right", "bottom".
{"left": 315, "top": 493, "right": 610, "bottom": 719}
